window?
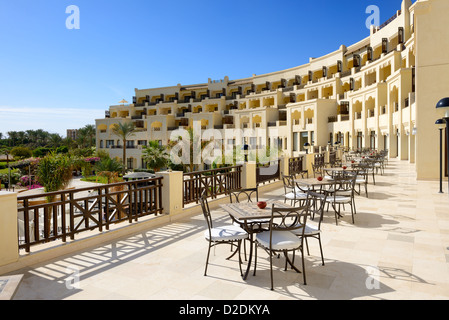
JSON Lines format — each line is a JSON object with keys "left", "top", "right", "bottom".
{"left": 127, "top": 158, "right": 133, "bottom": 169}
{"left": 126, "top": 140, "right": 135, "bottom": 148}
{"left": 106, "top": 140, "right": 114, "bottom": 148}
{"left": 293, "top": 133, "right": 299, "bottom": 152}
{"left": 138, "top": 140, "right": 147, "bottom": 146}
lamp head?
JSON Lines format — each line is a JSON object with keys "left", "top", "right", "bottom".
{"left": 304, "top": 142, "right": 310, "bottom": 154}
{"left": 435, "top": 118, "right": 446, "bottom": 130}
{"left": 436, "top": 98, "right": 449, "bottom": 118}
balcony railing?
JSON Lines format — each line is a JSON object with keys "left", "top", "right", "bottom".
{"left": 256, "top": 162, "right": 280, "bottom": 185}
{"left": 288, "top": 157, "right": 306, "bottom": 177}
{"left": 183, "top": 166, "right": 242, "bottom": 206}
{"left": 17, "top": 178, "right": 163, "bottom": 253}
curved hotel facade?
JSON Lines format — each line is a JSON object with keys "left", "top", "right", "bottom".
{"left": 96, "top": 0, "right": 449, "bottom": 180}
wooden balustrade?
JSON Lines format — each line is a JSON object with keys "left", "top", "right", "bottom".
{"left": 183, "top": 166, "right": 242, "bottom": 205}
{"left": 17, "top": 177, "right": 163, "bottom": 253}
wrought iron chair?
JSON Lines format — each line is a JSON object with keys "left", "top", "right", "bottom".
{"left": 281, "top": 174, "right": 308, "bottom": 206}
{"left": 352, "top": 164, "right": 369, "bottom": 197}
{"left": 254, "top": 194, "right": 312, "bottom": 289}
{"left": 312, "top": 163, "right": 323, "bottom": 178}
{"left": 200, "top": 195, "right": 248, "bottom": 277}
{"left": 324, "top": 173, "right": 357, "bottom": 225}
{"left": 292, "top": 191, "right": 328, "bottom": 266}
{"left": 227, "top": 187, "right": 267, "bottom": 259}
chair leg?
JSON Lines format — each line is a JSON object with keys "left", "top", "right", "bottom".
{"left": 270, "top": 250, "right": 274, "bottom": 291}
{"left": 237, "top": 240, "right": 243, "bottom": 277}
{"left": 301, "top": 248, "right": 307, "bottom": 285}
{"left": 305, "top": 237, "right": 310, "bottom": 255}
{"left": 318, "top": 236, "right": 325, "bottom": 266}
{"left": 204, "top": 243, "right": 212, "bottom": 276}
{"left": 253, "top": 242, "right": 258, "bottom": 276}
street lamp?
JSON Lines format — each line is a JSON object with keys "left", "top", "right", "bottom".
{"left": 435, "top": 118, "right": 446, "bottom": 193}
{"left": 436, "top": 98, "right": 449, "bottom": 194}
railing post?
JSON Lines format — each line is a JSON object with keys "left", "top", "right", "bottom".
{"left": 304, "top": 153, "right": 316, "bottom": 177}
{"left": 242, "top": 162, "right": 257, "bottom": 189}
{"left": 156, "top": 171, "right": 182, "bottom": 215}
{"left": 0, "top": 192, "right": 19, "bottom": 267}
{"left": 280, "top": 156, "right": 290, "bottom": 176}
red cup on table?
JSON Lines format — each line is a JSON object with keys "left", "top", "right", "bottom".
{"left": 257, "top": 201, "right": 267, "bottom": 209}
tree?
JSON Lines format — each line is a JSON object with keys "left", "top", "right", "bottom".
{"left": 142, "top": 140, "right": 169, "bottom": 172}
{"left": 94, "top": 158, "right": 123, "bottom": 184}
{"left": 36, "top": 153, "right": 74, "bottom": 237}
{"left": 111, "top": 122, "right": 135, "bottom": 175}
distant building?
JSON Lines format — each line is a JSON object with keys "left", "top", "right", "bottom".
{"left": 66, "top": 129, "right": 79, "bottom": 140}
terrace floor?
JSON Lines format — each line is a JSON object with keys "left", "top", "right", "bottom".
{"left": 7, "top": 158, "right": 449, "bottom": 300}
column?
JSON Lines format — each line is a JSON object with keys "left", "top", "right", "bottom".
{"left": 242, "top": 162, "right": 257, "bottom": 189}
{"left": 156, "top": 171, "right": 183, "bottom": 216}
{"left": 0, "top": 192, "right": 19, "bottom": 267}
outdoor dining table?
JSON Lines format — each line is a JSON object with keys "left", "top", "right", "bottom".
{"left": 295, "top": 177, "right": 336, "bottom": 191}
{"left": 220, "top": 200, "right": 293, "bottom": 280}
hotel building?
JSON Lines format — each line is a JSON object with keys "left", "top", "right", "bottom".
{"left": 96, "top": 0, "right": 449, "bottom": 180}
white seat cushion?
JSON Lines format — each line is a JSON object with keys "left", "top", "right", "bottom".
{"left": 285, "top": 192, "right": 308, "bottom": 200}
{"left": 327, "top": 195, "right": 351, "bottom": 203}
{"left": 205, "top": 225, "right": 248, "bottom": 242}
{"left": 291, "top": 224, "right": 320, "bottom": 236}
{"left": 256, "top": 230, "right": 301, "bottom": 250}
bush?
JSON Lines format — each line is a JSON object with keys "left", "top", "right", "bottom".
{"left": 10, "top": 146, "right": 32, "bottom": 159}
{"left": 32, "top": 147, "right": 51, "bottom": 158}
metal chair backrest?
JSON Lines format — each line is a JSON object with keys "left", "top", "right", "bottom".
{"left": 200, "top": 196, "right": 213, "bottom": 232}
{"left": 308, "top": 191, "right": 328, "bottom": 229}
{"left": 228, "top": 188, "right": 258, "bottom": 203}
{"left": 269, "top": 193, "right": 312, "bottom": 237}
{"left": 281, "top": 174, "right": 296, "bottom": 193}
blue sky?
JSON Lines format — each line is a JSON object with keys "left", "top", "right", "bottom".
{"left": 0, "top": 0, "right": 410, "bottom": 137}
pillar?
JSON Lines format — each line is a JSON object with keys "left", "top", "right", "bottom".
{"left": 242, "top": 162, "right": 257, "bottom": 189}
{"left": 0, "top": 192, "right": 19, "bottom": 267}
{"left": 156, "top": 171, "right": 183, "bottom": 216}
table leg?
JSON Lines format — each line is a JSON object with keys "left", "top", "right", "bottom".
{"left": 242, "top": 232, "right": 254, "bottom": 280}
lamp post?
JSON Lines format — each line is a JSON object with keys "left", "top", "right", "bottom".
{"left": 435, "top": 118, "right": 446, "bottom": 193}
{"left": 304, "top": 142, "right": 311, "bottom": 154}
{"left": 436, "top": 98, "right": 449, "bottom": 194}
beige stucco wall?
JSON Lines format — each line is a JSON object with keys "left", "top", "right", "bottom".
{"left": 0, "top": 192, "right": 19, "bottom": 266}
{"left": 414, "top": 0, "right": 449, "bottom": 180}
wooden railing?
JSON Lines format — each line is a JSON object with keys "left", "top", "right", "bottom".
{"left": 183, "top": 166, "right": 242, "bottom": 205}
{"left": 256, "top": 162, "right": 280, "bottom": 185}
{"left": 288, "top": 157, "right": 306, "bottom": 176}
{"left": 17, "top": 177, "right": 163, "bottom": 253}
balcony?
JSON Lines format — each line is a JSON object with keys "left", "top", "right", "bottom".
{"left": 1, "top": 159, "right": 447, "bottom": 300}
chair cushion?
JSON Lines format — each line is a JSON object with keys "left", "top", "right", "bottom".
{"left": 285, "top": 192, "right": 308, "bottom": 200}
{"left": 327, "top": 195, "right": 351, "bottom": 203}
{"left": 256, "top": 230, "right": 301, "bottom": 250}
{"left": 205, "top": 225, "right": 248, "bottom": 242}
{"left": 291, "top": 224, "right": 320, "bottom": 236}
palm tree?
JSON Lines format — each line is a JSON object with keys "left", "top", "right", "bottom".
{"left": 94, "top": 158, "right": 123, "bottom": 184}
{"left": 111, "top": 122, "right": 135, "bottom": 175}
{"left": 142, "top": 140, "right": 169, "bottom": 172}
